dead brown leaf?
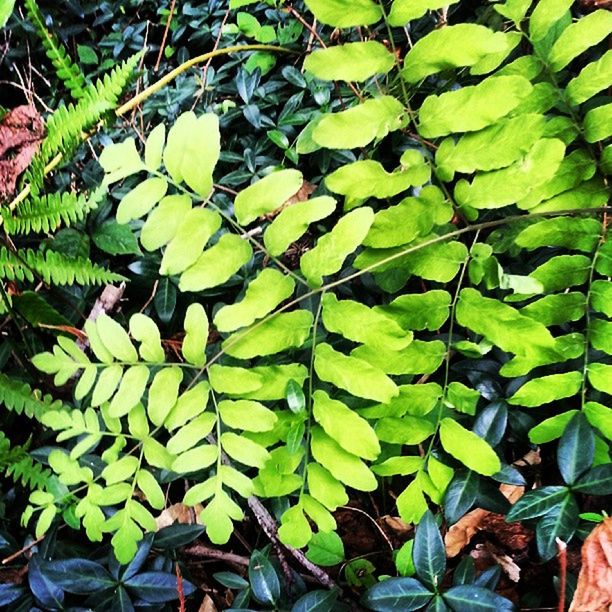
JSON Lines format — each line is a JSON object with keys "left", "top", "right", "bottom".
{"left": 261, "top": 180, "right": 316, "bottom": 221}
{"left": 445, "top": 509, "right": 489, "bottom": 558}
{"left": 155, "top": 503, "right": 203, "bottom": 530}
{"left": 0, "top": 106, "right": 44, "bottom": 203}
{"left": 570, "top": 517, "right": 612, "bottom": 612}
{"left": 198, "top": 594, "right": 218, "bottom": 612}
{"left": 380, "top": 515, "right": 413, "bottom": 537}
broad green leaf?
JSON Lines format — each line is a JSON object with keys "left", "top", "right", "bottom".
{"left": 310, "top": 427, "right": 377, "bottom": 491}
{"left": 530, "top": 255, "right": 591, "bottom": 292}
{"left": 96, "top": 314, "right": 138, "bottom": 362}
{"left": 322, "top": 293, "right": 412, "bottom": 351}
{"left": 362, "top": 576, "right": 432, "bottom": 611}
{"left": 313, "top": 390, "right": 380, "bottom": 460}
{"left": 307, "top": 463, "right": 348, "bottom": 510}
{"left": 165, "top": 381, "right": 210, "bottom": 431}
{"left": 303, "top": 0, "right": 382, "bottom": 27}
{"left": 584, "top": 103, "right": 612, "bottom": 143}
{"left": 220, "top": 465, "right": 254, "bottom": 498}
{"left": 529, "top": 0, "right": 572, "bottom": 41}
{"left": 93, "top": 220, "right": 140, "bottom": 256}
{"left": 314, "top": 343, "right": 398, "bottom": 403}
{"left": 100, "top": 138, "right": 144, "bottom": 185}
{"left": 536, "top": 495, "right": 579, "bottom": 561}
{"left": 233, "top": 364, "right": 309, "bottom": 401}
{"left": 584, "top": 401, "right": 612, "bottom": 440}
{"left": 130, "top": 405, "right": 149, "bottom": 441}
{"left": 222, "top": 310, "right": 313, "bottom": 359}
{"left": 116, "top": 177, "right": 168, "bottom": 225}
{"left": 300, "top": 207, "right": 374, "bottom": 287}
{"left": 590, "top": 318, "right": 612, "bottom": 355}
{"left": 304, "top": 41, "right": 394, "bottom": 82}
{"left": 516, "top": 217, "right": 601, "bottom": 252}
{"left": 263, "top": 196, "right": 336, "bottom": 257}
{"left": 418, "top": 76, "right": 532, "bottom": 138}
{"left": 470, "top": 31, "right": 522, "bottom": 76}
{"left": 567, "top": 50, "right": 612, "bottom": 105}
{"left": 249, "top": 549, "right": 280, "bottom": 605}
{"left": 84, "top": 319, "right": 113, "bottom": 363}
{"left": 375, "top": 290, "right": 451, "bottom": 331}
{"left": 352, "top": 340, "right": 445, "bottom": 376}
{"left": 172, "top": 444, "right": 218, "bottom": 473}
{"left": 167, "top": 413, "right": 216, "bottom": 454}
{"left": 529, "top": 410, "right": 579, "bottom": 444}
{"left": 302, "top": 495, "right": 336, "bottom": 532}
{"left": 179, "top": 234, "right": 253, "bottom": 292}
{"left": 439, "top": 418, "right": 501, "bottom": 476}
{"left": 160, "top": 208, "right": 222, "bottom": 275}
{"left": 0, "top": 0, "right": 16, "bottom": 28}
{"left": 413, "top": 511, "right": 445, "bottom": 590}
{"left": 214, "top": 269, "right": 295, "bottom": 332}
{"left": 143, "top": 437, "right": 175, "bottom": 470}
{"left": 360, "top": 383, "right": 442, "bottom": 419}
{"left": 136, "top": 469, "right": 165, "bottom": 510}
{"left": 102, "top": 455, "right": 139, "bottom": 485}
{"left": 402, "top": 24, "right": 509, "bottom": 83}
{"left": 494, "top": 0, "right": 532, "bottom": 24}
{"left": 144, "top": 123, "right": 165, "bottom": 171}
{"left": 592, "top": 281, "right": 612, "bottom": 317}
{"left": 374, "top": 416, "right": 435, "bottom": 445}
{"left": 436, "top": 114, "right": 546, "bottom": 179}
{"left": 506, "top": 486, "right": 568, "bottom": 521}
{"left": 389, "top": 0, "right": 459, "bottom": 25}
{"left": 447, "top": 382, "right": 480, "bottom": 415}
{"left": 312, "top": 96, "right": 406, "bottom": 149}
{"left": 557, "top": 413, "right": 594, "bottom": 485}
{"left": 372, "top": 456, "right": 423, "bottom": 477}
{"left": 508, "top": 371, "right": 582, "bottom": 407}
{"left": 234, "top": 169, "right": 303, "bottom": 225}
{"left": 548, "top": 10, "right": 612, "bottom": 72}
{"left": 305, "top": 531, "right": 345, "bottom": 566}
{"left": 221, "top": 432, "right": 269, "bottom": 468}
{"left": 129, "top": 313, "right": 165, "bottom": 362}
{"left": 108, "top": 365, "right": 149, "bottom": 418}
{"left": 91, "top": 365, "right": 123, "bottom": 406}
{"left": 278, "top": 506, "right": 312, "bottom": 548}
{"left": 573, "top": 464, "right": 612, "bottom": 495}
{"left": 182, "top": 303, "right": 208, "bottom": 367}
{"left": 396, "top": 479, "right": 428, "bottom": 524}
{"left": 444, "top": 471, "right": 479, "bottom": 524}
{"left": 443, "top": 585, "right": 514, "bottom": 611}
{"left": 326, "top": 159, "right": 429, "bottom": 201}
{"left": 200, "top": 491, "right": 242, "bottom": 544}
{"left": 596, "top": 240, "right": 612, "bottom": 275}
{"left": 587, "top": 363, "right": 612, "bottom": 395}
{"left": 455, "top": 139, "right": 565, "bottom": 209}
{"left": 147, "top": 367, "right": 183, "bottom": 427}
{"left": 218, "top": 400, "right": 277, "bottom": 432}
{"left": 529, "top": 177, "right": 609, "bottom": 213}
{"left": 456, "top": 288, "right": 556, "bottom": 357}
{"left": 140, "top": 194, "right": 192, "bottom": 252}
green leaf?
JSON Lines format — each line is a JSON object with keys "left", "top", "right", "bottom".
{"left": 96, "top": 314, "right": 138, "bottom": 362}
{"left": 179, "top": 234, "right": 253, "bottom": 292}
{"left": 389, "top": 0, "right": 459, "bottom": 25}
{"left": 413, "top": 510, "right": 445, "bottom": 590}
{"left": 362, "top": 577, "right": 433, "bottom": 611}
{"left": 548, "top": 10, "right": 612, "bottom": 72}
{"left": 147, "top": 367, "right": 183, "bottom": 427}
{"left": 304, "top": 41, "right": 394, "bottom": 82}
{"left": 313, "top": 390, "right": 380, "bottom": 460}
{"left": 249, "top": 549, "right": 280, "bottom": 606}
{"left": 516, "top": 218, "right": 601, "bottom": 253}
{"left": 352, "top": 340, "right": 446, "bottom": 376}
{"left": 530, "top": 255, "right": 591, "bottom": 292}
{"left": 590, "top": 318, "right": 612, "bottom": 355}
{"left": 444, "top": 471, "right": 479, "bottom": 524}
{"left": 322, "top": 293, "right": 412, "bottom": 351}
{"left": 300, "top": 207, "right": 374, "bottom": 288}
{"left": 307, "top": 463, "right": 348, "bottom": 511}
{"left": 313, "top": 96, "right": 406, "bottom": 149}
{"left": 303, "top": 0, "right": 382, "bottom": 27}
{"left": 165, "top": 381, "right": 210, "bottom": 431}
{"left": 529, "top": 0, "right": 572, "bottom": 42}
{"left": 129, "top": 313, "right": 165, "bottom": 363}
{"left": 100, "top": 138, "right": 144, "bottom": 185}
{"left": 172, "top": 444, "right": 218, "bottom": 474}
{"left": 102, "top": 455, "right": 139, "bottom": 485}
{"left": 116, "top": 177, "right": 168, "bottom": 225}
{"left": 182, "top": 303, "right": 208, "bottom": 367}
{"left": 218, "top": 400, "right": 277, "bottom": 432}
{"left": 520, "top": 293, "right": 586, "bottom": 326}
{"left": 0, "top": 0, "right": 16, "bottom": 27}
{"left": 144, "top": 122, "right": 165, "bottom": 171}
{"left": 136, "top": 469, "right": 165, "bottom": 510}
{"left": 396, "top": 479, "right": 428, "bottom": 524}
{"left": 221, "top": 432, "right": 269, "bottom": 468}
{"left": 591, "top": 281, "right": 612, "bottom": 317}
{"left": 167, "top": 413, "right": 216, "bottom": 454}
{"left": 93, "top": 220, "right": 140, "bottom": 256}
{"left": 529, "top": 410, "right": 579, "bottom": 444}
{"left": 573, "top": 464, "right": 612, "bottom": 495}
{"left": 584, "top": 401, "right": 612, "bottom": 440}
{"left": 263, "top": 196, "right": 336, "bottom": 257}
{"left": 140, "top": 195, "right": 192, "bottom": 252}
{"left": 438, "top": 114, "right": 547, "bottom": 182}
{"left": 494, "top": 0, "right": 532, "bottom": 26}
{"left": 506, "top": 486, "right": 568, "bottom": 521}
{"left": 159, "top": 208, "right": 222, "bottom": 276}
{"left": 447, "top": 382, "right": 480, "bottom": 416}
{"left": 108, "top": 365, "right": 150, "bottom": 418}
{"left": 374, "top": 416, "right": 435, "bottom": 445}
{"left": 402, "top": 24, "right": 510, "bottom": 83}
{"left": 315, "top": 343, "right": 398, "bottom": 403}
{"left": 557, "top": 413, "right": 594, "bottom": 485}
{"left": 455, "top": 139, "right": 565, "bottom": 209}
{"left": 222, "top": 310, "right": 313, "bottom": 359}
{"left": 567, "top": 50, "right": 612, "bottom": 105}
{"left": 584, "top": 102, "right": 612, "bottom": 143}
{"left": 278, "top": 506, "right": 312, "bottom": 548}
{"left": 375, "top": 291, "right": 451, "bottom": 331}
{"left": 536, "top": 495, "right": 579, "bottom": 560}
{"left": 372, "top": 456, "right": 423, "bottom": 477}
{"left": 310, "top": 427, "right": 377, "bottom": 491}
{"left": 91, "top": 365, "right": 123, "bottom": 406}
{"left": 418, "top": 76, "right": 532, "bottom": 138}
{"left": 200, "top": 491, "right": 242, "bottom": 545}
{"left": 305, "top": 531, "right": 345, "bottom": 566}
{"left": 443, "top": 585, "right": 513, "bottom": 611}
{"left": 439, "top": 418, "right": 501, "bottom": 476}
{"left": 234, "top": 169, "right": 303, "bottom": 225}
{"left": 508, "top": 371, "right": 582, "bottom": 407}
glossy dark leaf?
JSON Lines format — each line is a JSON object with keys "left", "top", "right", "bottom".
{"left": 473, "top": 401, "right": 507, "bottom": 447}
{"left": 44, "top": 558, "right": 114, "bottom": 593}
{"left": 506, "top": 486, "right": 569, "bottom": 522}
{"left": 121, "top": 534, "right": 153, "bottom": 580}
{"left": 557, "top": 412, "right": 595, "bottom": 485}
{"left": 291, "top": 587, "right": 341, "bottom": 611}
{"left": 473, "top": 565, "right": 502, "bottom": 590}
{"left": 112, "top": 586, "right": 135, "bottom": 612}
{"left": 491, "top": 465, "right": 526, "bottom": 486}
{"left": 28, "top": 555, "right": 64, "bottom": 610}
{"left": 413, "top": 511, "right": 446, "bottom": 590}
{"left": 444, "top": 471, "right": 479, "bottom": 524}
{"left": 0, "top": 583, "right": 26, "bottom": 606}
{"left": 248, "top": 549, "right": 280, "bottom": 606}
{"left": 427, "top": 594, "right": 450, "bottom": 611}
{"left": 361, "top": 577, "right": 433, "bottom": 611}
{"left": 453, "top": 556, "right": 476, "bottom": 586}
{"left": 153, "top": 524, "right": 205, "bottom": 549}
{"left": 572, "top": 464, "right": 612, "bottom": 495}
{"left": 214, "top": 571, "right": 250, "bottom": 589}
{"left": 154, "top": 277, "right": 177, "bottom": 324}
{"left": 125, "top": 571, "right": 196, "bottom": 603}
{"left": 536, "top": 495, "right": 579, "bottom": 560}
{"left": 443, "top": 585, "right": 514, "bottom": 611}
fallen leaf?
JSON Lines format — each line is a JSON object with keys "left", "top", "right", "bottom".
{"left": 570, "top": 517, "right": 612, "bottom": 612}
{"left": 445, "top": 508, "right": 489, "bottom": 558}
{"left": 155, "top": 503, "right": 203, "bottom": 530}
{"left": 380, "top": 515, "right": 413, "bottom": 537}
{"left": 198, "top": 594, "right": 218, "bottom": 612}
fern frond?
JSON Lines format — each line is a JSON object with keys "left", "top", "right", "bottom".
{"left": 23, "top": 0, "right": 86, "bottom": 101}
{"left": 3, "top": 187, "right": 104, "bottom": 235}
{"left": 25, "top": 53, "right": 140, "bottom": 194}
{"left": 0, "top": 247, "right": 126, "bottom": 286}
{"left": 0, "top": 372, "right": 65, "bottom": 420}
{"left": 6, "top": 454, "right": 55, "bottom": 491}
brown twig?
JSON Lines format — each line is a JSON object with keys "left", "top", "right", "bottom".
{"left": 184, "top": 544, "right": 250, "bottom": 567}
{"left": 175, "top": 561, "right": 186, "bottom": 612}
{"left": 155, "top": 0, "right": 177, "bottom": 72}
{"left": 556, "top": 538, "right": 567, "bottom": 612}
{"left": 2, "top": 533, "right": 46, "bottom": 565}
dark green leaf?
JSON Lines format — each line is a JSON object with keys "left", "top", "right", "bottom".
{"left": 249, "top": 550, "right": 280, "bottom": 606}
{"left": 506, "top": 486, "right": 568, "bottom": 521}
{"left": 124, "top": 571, "right": 196, "bottom": 603}
{"left": 44, "top": 558, "right": 114, "bottom": 593}
{"left": 452, "top": 556, "right": 476, "bottom": 586}
{"left": 472, "top": 401, "right": 507, "bottom": 447}
{"left": 28, "top": 556, "right": 64, "bottom": 609}
{"left": 572, "top": 464, "right": 612, "bottom": 495}
{"left": 292, "top": 588, "right": 341, "bottom": 612}
{"left": 413, "top": 511, "right": 446, "bottom": 590}
{"left": 361, "top": 577, "right": 433, "bottom": 611}
{"left": 443, "top": 585, "right": 514, "bottom": 611}
{"left": 444, "top": 471, "right": 479, "bottom": 524}
{"left": 154, "top": 278, "right": 177, "bottom": 324}
{"left": 214, "top": 572, "right": 250, "bottom": 589}
{"left": 153, "top": 524, "right": 206, "bottom": 549}
{"left": 557, "top": 412, "right": 594, "bottom": 485}
{"left": 536, "top": 495, "right": 579, "bottom": 560}
{"left": 93, "top": 220, "right": 141, "bottom": 255}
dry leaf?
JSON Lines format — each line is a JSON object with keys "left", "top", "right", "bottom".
{"left": 262, "top": 180, "right": 316, "bottom": 221}
{"left": 155, "top": 503, "right": 203, "bottom": 530}
{"left": 198, "top": 594, "right": 218, "bottom": 612}
{"left": 0, "top": 105, "right": 44, "bottom": 202}
{"left": 380, "top": 515, "right": 413, "bottom": 537}
{"left": 570, "top": 517, "right": 612, "bottom": 612}
{"left": 445, "top": 508, "right": 489, "bottom": 558}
